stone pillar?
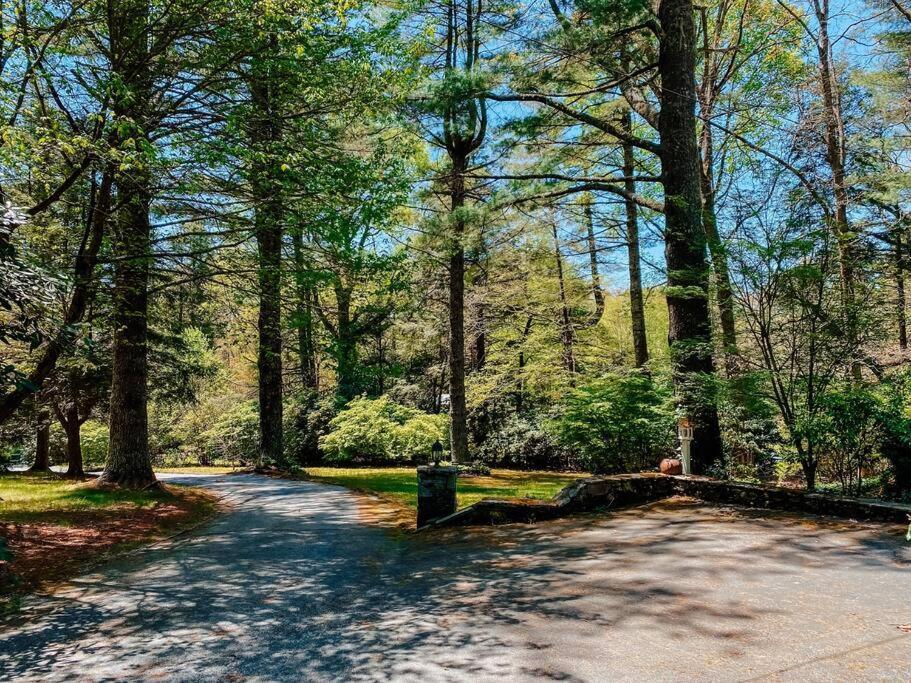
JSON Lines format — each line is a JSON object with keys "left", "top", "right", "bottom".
{"left": 417, "top": 465, "right": 458, "bottom": 528}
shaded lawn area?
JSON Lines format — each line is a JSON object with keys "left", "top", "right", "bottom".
{"left": 303, "top": 467, "right": 586, "bottom": 512}
{"left": 0, "top": 471, "right": 217, "bottom": 609}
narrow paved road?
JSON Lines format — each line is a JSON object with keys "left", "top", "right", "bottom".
{"left": 1, "top": 473, "right": 909, "bottom": 682}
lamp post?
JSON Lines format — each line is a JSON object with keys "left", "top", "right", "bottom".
{"left": 431, "top": 440, "right": 444, "bottom": 466}
{"left": 678, "top": 417, "right": 694, "bottom": 476}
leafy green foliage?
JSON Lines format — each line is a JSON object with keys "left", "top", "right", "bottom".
{"left": 284, "top": 392, "right": 339, "bottom": 466}
{"left": 469, "top": 398, "right": 575, "bottom": 470}
{"left": 194, "top": 401, "right": 260, "bottom": 466}
{"left": 319, "top": 396, "right": 448, "bottom": 464}
{"left": 79, "top": 421, "right": 111, "bottom": 470}
{"left": 549, "top": 371, "right": 675, "bottom": 474}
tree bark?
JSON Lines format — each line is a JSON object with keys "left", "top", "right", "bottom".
{"left": 334, "top": 284, "right": 359, "bottom": 400}
{"left": 59, "top": 404, "right": 85, "bottom": 479}
{"left": 250, "top": 50, "right": 284, "bottom": 467}
{"left": 448, "top": 156, "right": 469, "bottom": 464}
{"left": 552, "top": 221, "right": 577, "bottom": 374}
{"left": 292, "top": 229, "right": 318, "bottom": 389}
{"left": 622, "top": 116, "right": 649, "bottom": 368}
{"left": 582, "top": 197, "right": 606, "bottom": 327}
{"left": 102, "top": 171, "right": 155, "bottom": 487}
{"left": 98, "top": 0, "right": 157, "bottom": 489}
{"left": 815, "top": 3, "right": 859, "bottom": 378}
{"left": 440, "top": 0, "right": 485, "bottom": 463}
{"left": 658, "top": 0, "right": 723, "bottom": 472}
{"left": 29, "top": 409, "right": 51, "bottom": 472}
{"left": 896, "top": 231, "right": 907, "bottom": 350}
{"left": 697, "top": 6, "right": 738, "bottom": 371}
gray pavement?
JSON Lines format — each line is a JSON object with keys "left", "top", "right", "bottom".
{"left": 1, "top": 472, "right": 909, "bottom": 682}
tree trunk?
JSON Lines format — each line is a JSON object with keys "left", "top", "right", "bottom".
{"left": 622, "top": 116, "right": 649, "bottom": 368}
{"left": 815, "top": 4, "right": 859, "bottom": 378}
{"left": 334, "top": 284, "right": 359, "bottom": 400}
{"left": 103, "top": 173, "right": 155, "bottom": 487}
{"left": 250, "top": 52, "right": 284, "bottom": 467}
{"left": 62, "top": 405, "right": 84, "bottom": 479}
{"left": 449, "top": 156, "right": 469, "bottom": 464}
{"left": 803, "top": 459, "right": 817, "bottom": 492}
{"left": 896, "top": 231, "right": 907, "bottom": 351}
{"left": 29, "top": 409, "right": 51, "bottom": 472}
{"left": 552, "top": 221, "right": 577, "bottom": 374}
{"left": 583, "top": 197, "right": 606, "bottom": 327}
{"left": 470, "top": 238, "right": 487, "bottom": 370}
{"left": 99, "top": 0, "right": 157, "bottom": 489}
{"left": 658, "top": 0, "right": 723, "bottom": 472}
{"left": 471, "top": 303, "right": 487, "bottom": 370}
{"left": 697, "top": 8, "right": 738, "bottom": 372}
{"left": 292, "top": 229, "right": 318, "bottom": 389}
{"left": 698, "top": 131, "right": 738, "bottom": 371}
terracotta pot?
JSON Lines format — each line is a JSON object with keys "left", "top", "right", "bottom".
{"left": 659, "top": 458, "right": 682, "bottom": 475}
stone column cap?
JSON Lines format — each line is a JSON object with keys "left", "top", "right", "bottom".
{"left": 417, "top": 464, "right": 459, "bottom": 474}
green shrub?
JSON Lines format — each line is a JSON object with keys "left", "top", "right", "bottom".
{"left": 717, "top": 372, "right": 780, "bottom": 479}
{"left": 874, "top": 371, "right": 911, "bottom": 495}
{"left": 196, "top": 400, "right": 260, "bottom": 466}
{"left": 285, "top": 391, "right": 339, "bottom": 466}
{"left": 815, "top": 385, "right": 882, "bottom": 496}
{"left": 471, "top": 412, "right": 578, "bottom": 470}
{"left": 80, "top": 420, "right": 110, "bottom": 469}
{"left": 775, "top": 459, "right": 804, "bottom": 484}
{"left": 549, "top": 371, "right": 675, "bottom": 474}
{"left": 319, "top": 395, "right": 448, "bottom": 464}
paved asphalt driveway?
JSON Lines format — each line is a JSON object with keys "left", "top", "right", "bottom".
{"left": 1, "top": 473, "right": 909, "bottom": 682}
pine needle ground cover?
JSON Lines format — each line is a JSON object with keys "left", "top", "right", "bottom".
{"left": 0, "top": 472, "right": 217, "bottom": 610}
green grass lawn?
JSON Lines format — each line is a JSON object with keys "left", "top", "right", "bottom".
{"left": 303, "top": 467, "right": 586, "bottom": 511}
{"left": 1, "top": 471, "right": 217, "bottom": 608}
{"left": 0, "top": 471, "right": 215, "bottom": 525}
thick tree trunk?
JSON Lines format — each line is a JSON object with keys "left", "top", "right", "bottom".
{"left": 803, "top": 459, "right": 817, "bottom": 492}
{"left": 99, "top": 0, "right": 157, "bottom": 489}
{"left": 449, "top": 157, "right": 469, "bottom": 464}
{"left": 292, "top": 229, "right": 318, "bottom": 389}
{"left": 658, "top": 0, "right": 723, "bottom": 472}
{"left": 622, "top": 117, "right": 649, "bottom": 368}
{"left": 29, "top": 409, "right": 51, "bottom": 472}
{"left": 102, "top": 173, "right": 155, "bottom": 487}
{"left": 250, "top": 55, "right": 284, "bottom": 467}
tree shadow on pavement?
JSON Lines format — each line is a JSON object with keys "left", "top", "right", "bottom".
{"left": 1, "top": 476, "right": 908, "bottom": 681}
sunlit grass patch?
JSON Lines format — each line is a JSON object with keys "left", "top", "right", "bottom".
{"left": 1, "top": 471, "right": 218, "bottom": 608}
{"left": 155, "top": 466, "right": 240, "bottom": 475}
{"left": 302, "top": 467, "right": 586, "bottom": 511}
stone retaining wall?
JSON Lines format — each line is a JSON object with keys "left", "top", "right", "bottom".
{"left": 425, "top": 473, "right": 911, "bottom": 528}
{"left": 675, "top": 477, "right": 911, "bottom": 524}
